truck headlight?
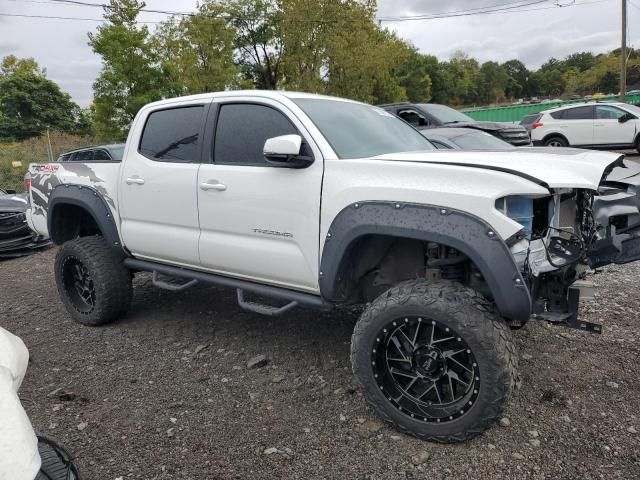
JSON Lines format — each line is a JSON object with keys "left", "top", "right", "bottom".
{"left": 495, "top": 196, "right": 534, "bottom": 238}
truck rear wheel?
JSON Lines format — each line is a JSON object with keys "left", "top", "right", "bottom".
{"left": 351, "top": 279, "right": 517, "bottom": 443}
{"left": 54, "top": 236, "right": 132, "bottom": 326}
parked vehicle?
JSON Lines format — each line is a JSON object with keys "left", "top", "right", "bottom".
{"left": 531, "top": 102, "right": 640, "bottom": 151}
{"left": 420, "top": 127, "right": 514, "bottom": 150}
{"left": 57, "top": 144, "right": 125, "bottom": 162}
{"left": 379, "top": 102, "right": 531, "bottom": 146}
{"left": 25, "top": 91, "right": 640, "bottom": 443}
{"left": 0, "top": 189, "right": 50, "bottom": 258}
{"left": 519, "top": 113, "right": 543, "bottom": 136}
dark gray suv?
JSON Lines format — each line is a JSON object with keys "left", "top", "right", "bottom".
{"left": 379, "top": 102, "right": 531, "bottom": 147}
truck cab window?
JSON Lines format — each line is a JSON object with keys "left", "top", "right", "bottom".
{"left": 214, "top": 103, "right": 303, "bottom": 166}
{"left": 139, "top": 106, "right": 204, "bottom": 162}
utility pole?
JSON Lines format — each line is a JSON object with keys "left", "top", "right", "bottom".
{"left": 620, "top": 0, "right": 627, "bottom": 102}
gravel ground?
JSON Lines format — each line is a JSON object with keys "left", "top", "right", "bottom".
{"left": 1, "top": 248, "right": 639, "bottom": 480}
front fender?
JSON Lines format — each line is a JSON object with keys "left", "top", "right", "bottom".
{"left": 319, "top": 201, "right": 531, "bottom": 321}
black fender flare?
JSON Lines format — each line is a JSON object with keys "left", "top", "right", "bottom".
{"left": 48, "top": 184, "right": 124, "bottom": 255}
{"left": 319, "top": 201, "right": 531, "bottom": 321}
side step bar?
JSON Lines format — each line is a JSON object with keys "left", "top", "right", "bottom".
{"left": 237, "top": 289, "right": 298, "bottom": 316}
{"left": 123, "top": 258, "right": 331, "bottom": 314}
{"left": 152, "top": 271, "right": 198, "bottom": 291}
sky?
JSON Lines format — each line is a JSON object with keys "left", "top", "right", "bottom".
{"left": 1, "top": 0, "right": 639, "bottom": 106}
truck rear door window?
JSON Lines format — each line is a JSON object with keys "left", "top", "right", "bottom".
{"left": 139, "top": 106, "right": 204, "bottom": 162}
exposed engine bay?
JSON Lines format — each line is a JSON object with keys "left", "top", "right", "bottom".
{"left": 347, "top": 156, "right": 640, "bottom": 333}
{"left": 507, "top": 157, "right": 640, "bottom": 331}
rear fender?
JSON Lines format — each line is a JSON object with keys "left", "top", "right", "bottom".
{"left": 48, "top": 184, "right": 124, "bottom": 255}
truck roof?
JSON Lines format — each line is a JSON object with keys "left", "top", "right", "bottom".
{"left": 144, "top": 90, "right": 364, "bottom": 109}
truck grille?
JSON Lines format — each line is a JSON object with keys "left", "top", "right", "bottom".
{"left": 497, "top": 127, "right": 531, "bottom": 146}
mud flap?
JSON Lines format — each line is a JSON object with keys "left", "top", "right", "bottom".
{"left": 589, "top": 159, "right": 640, "bottom": 267}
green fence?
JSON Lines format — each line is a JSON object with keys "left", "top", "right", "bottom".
{"left": 461, "top": 94, "right": 640, "bottom": 123}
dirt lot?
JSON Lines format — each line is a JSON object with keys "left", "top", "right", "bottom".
{"left": 1, "top": 248, "right": 639, "bottom": 480}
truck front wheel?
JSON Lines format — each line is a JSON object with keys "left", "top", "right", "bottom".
{"left": 54, "top": 236, "right": 132, "bottom": 326}
{"left": 351, "top": 279, "right": 517, "bottom": 443}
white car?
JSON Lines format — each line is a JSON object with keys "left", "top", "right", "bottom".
{"left": 24, "top": 91, "right": 640, "bottom": 443}
{"left": 530, "top": 101, "right": 640, "bottom": 152}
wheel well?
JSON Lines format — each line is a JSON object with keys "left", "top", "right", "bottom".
{"left": 49, "top": 203, "right": 102, "bottom": 244}
{"left": 542, "top": 132, "right": 569, "bottom": 145}
{"left": 333, "top": 234, "right": 491, "bottom": 304}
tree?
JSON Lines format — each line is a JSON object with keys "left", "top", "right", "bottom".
{"left": 226, "top": 0, "right": 282, "bottom": 89}
{"left": 153, "top": 1, "right": 242, "bottom": 96}
{"left": 0, "top": 55, "right": 45, "bottom": 79}
{"left": 564, "top": 52, "right": 595, "bottom": 72}
{"left": 446, "top": 52, "right": 479, "bottom": 105}
{"left": 477, "top": 61, "right": 509, "bottom": 104}
{"left": 502, "top": 59, "right": 531, "bottom": 98}
{"left": 88, "top": 0, "right": 164, "bottom": 139}
{"left": 276, "top": 0, "right": 409, "bottom": 103}
{"left": 0, "top": 73, "right": 83, "bottom": 140}
{"left": 396, "top": 48, "right": 433, "bottom": 102}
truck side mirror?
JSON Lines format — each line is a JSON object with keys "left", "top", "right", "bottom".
{"left": 263, "top": 135, "right": 313, "bottom": 168}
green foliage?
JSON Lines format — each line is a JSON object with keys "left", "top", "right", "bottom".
{"left": 0, "top": 132, "right": 101, "bottom": 191}
{"left": 0, "top": 56, "right": 85, "bottom": 141}
{"left": 74, "top": 0, "right": 640, "bottom": 138}
{"left": 153, "top": 2, "right": 243, "bottom": 95}
{"left": 88, "top": 0, "right": 165, "bottom": 140}
{"left": 226, "top": 0, "right": 282, "bottom": 89}
{"left": 227, "top": 0, "right": 404, "bottom": 103}
{"left": 395, "top": 48, "right": 432, "bottom": 102}
{"left": 0, "top": 55, "right": 46, "bottom": 78}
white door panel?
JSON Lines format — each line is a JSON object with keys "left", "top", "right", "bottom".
{"left": 119, "top": 102, "right": 208, "bottom": 265}
{"left": 120, "top": 157, "right": 200, "bottom": 263}
{"left": 198, "top": 165, "right": 321, "bottom": 289}
{"left": 197, "top": 99, "right": 323, "bottom": 291}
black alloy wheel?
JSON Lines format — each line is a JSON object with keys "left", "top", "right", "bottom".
{"left": 373, "top": 316, "right": 479, "bottom": 423}
{"left": 61, "top": 256, "right": 96, "bottom": 313}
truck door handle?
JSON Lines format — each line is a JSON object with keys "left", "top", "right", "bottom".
{"left": 126, "top": 177, "right": 145, "bottom": 185}
{"left": 200, "top": 180, "right": 227, "bottom": 191}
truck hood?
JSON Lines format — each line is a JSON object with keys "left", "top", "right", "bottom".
{"left": 372, "top": 148, "right": 624, "bottom": 189}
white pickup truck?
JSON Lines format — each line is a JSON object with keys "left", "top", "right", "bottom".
{"left": 25, "top": 91, "right": 640, "bottom": 442}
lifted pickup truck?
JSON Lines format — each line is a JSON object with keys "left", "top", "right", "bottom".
{"left": 26, "top": 91, "right": 640, "bottom": 443}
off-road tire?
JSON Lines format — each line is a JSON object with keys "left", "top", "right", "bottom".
{"left": 54, "top": 235, "right": 132, "bottom": 326}
{"left": 351, "top": 279, "right": 518, "bottom": 443}
{"left": 544, "top": 135, "right": 568, "bottom": 147}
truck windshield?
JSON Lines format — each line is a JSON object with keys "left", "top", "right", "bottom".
{"left": 293, "top": 98, "right": 434, "bottom": 159}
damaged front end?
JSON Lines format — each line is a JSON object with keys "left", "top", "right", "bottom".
{"left": 0, "top": 191, "right": 51, "bottom": 259}
{"left": 508, "top": 156, "right": 640, "bottom": 333}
